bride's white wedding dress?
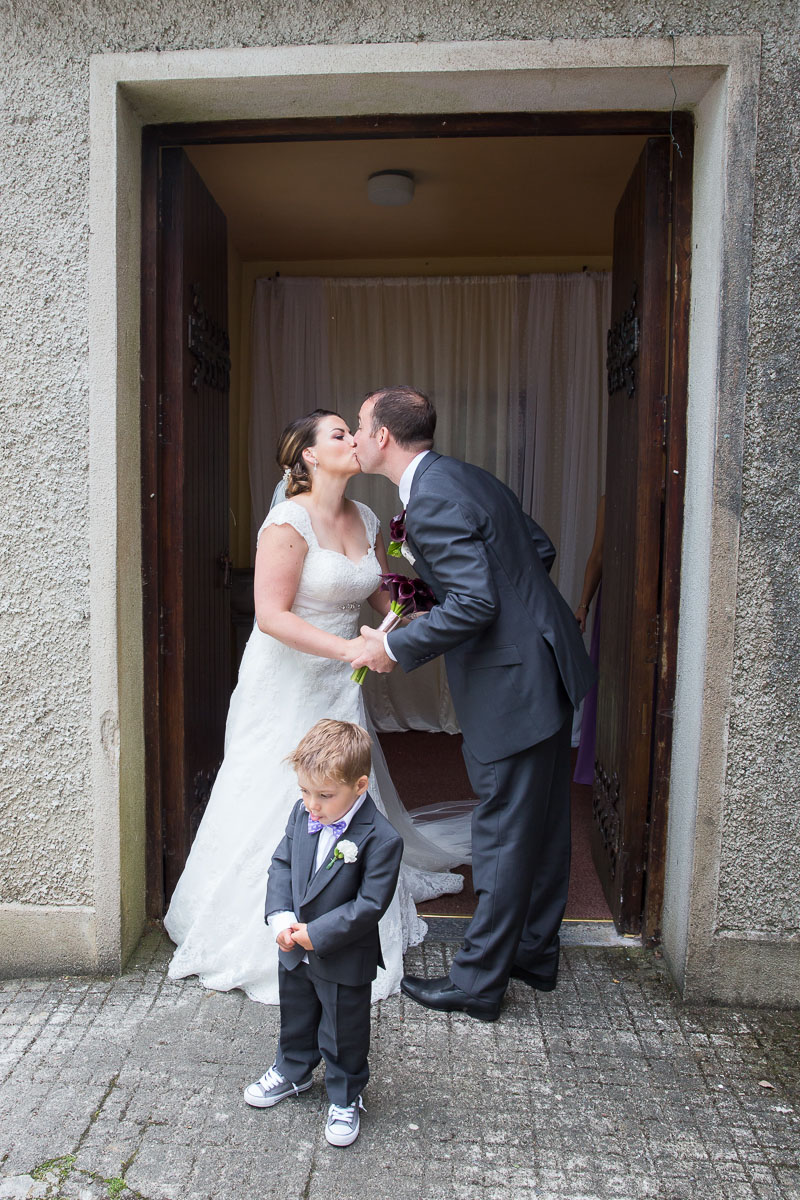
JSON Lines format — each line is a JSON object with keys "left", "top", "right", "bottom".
{"left": 164, "top": 499, "right": 464, "bottom": 1004}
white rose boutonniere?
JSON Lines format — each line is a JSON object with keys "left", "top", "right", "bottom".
{"left": 326, "top": 839, "right": 359, "bottom": 869}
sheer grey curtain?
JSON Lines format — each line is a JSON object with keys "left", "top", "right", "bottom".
{"left": 250, "top": 273, "right": 610, "bottom": 732}
{"left": 249, "top": 277, "right": 332, "bottom": 558}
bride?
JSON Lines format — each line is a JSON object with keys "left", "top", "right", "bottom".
{"left": 164, "top": 408, "right": 464, "bottom": 1003}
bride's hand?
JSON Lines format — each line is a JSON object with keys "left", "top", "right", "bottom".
{"left": 348, "top": 635, "right": 367, "bottom": 662}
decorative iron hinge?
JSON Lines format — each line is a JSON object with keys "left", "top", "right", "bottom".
{"left": 157, "top": 393, "right": 169, "bottom": 443}
{"left": 646, "top": 612, "right": 660, "bottom": 664}
{"left": 218, "top": 551, "right": 233, "bottom": 589}
{"left": 606, "top": 283, "right": 640, "bottom": 398}
{"left": 158, "top": 605, "right": 168, "bottom": 657}
{"left": 188, "top": 283, "right": 231, "bottom": 393}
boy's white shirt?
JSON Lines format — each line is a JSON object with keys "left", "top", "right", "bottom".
{"left": 268, "top": 790, "right": 368, "bottom": 949}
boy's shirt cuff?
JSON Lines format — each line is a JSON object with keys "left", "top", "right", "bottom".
{"left": 267, "top": 910, "right": 298, "bottom": 938}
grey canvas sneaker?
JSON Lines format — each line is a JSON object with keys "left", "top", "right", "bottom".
{"left": 324, "top": 1096, "right": 364, "bottom": 1146}
{"left": 243, "top": 1063, "right": 312, "bottom": 1108}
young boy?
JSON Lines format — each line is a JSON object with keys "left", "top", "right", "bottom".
{"left": 244, "top": 719, "right": 403, "bottom": 1146}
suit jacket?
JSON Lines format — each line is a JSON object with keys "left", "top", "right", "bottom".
{"left": 387, "top": 453, "right": 595, "bottom": 764}
{"left": 265, "top": 794, "right": 403, "bottom": 987}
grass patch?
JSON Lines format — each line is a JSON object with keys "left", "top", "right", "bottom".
{"left": 31, "top": 1153, "right": 76, "bottom": 1183}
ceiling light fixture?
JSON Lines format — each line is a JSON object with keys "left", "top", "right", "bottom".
{"left": 367, "top": 170, "right": 415, "bottom": 206}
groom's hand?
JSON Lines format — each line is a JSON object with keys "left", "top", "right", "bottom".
{"left": 351, "top": 625, "right": 395, "bottom": 674}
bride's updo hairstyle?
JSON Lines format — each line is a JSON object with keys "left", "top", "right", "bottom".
{"left": 276, "top": 409, "right": 338, "bottom": 497}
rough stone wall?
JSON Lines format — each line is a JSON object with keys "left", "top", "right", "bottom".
{"left": 0, "top": 13, "right": 92, "bottom": 905}
{"left": 0, "top": 0, "right": 797, "bottom": 937}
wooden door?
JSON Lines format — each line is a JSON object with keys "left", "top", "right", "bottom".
{"left": 590, "top": 138, "right": 671, "bottom": 933}
{"left": 158, "top": 148, "right": 232, "bottom": 905}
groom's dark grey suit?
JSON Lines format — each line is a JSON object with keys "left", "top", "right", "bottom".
{"left": 388, "top": 452, "right": 595, "bottom": 1004}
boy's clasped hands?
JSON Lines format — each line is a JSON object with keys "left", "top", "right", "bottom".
{"left": 275, "top": 923, "right": 313, "bottom": 952}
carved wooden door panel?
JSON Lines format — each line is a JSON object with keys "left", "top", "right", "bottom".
{"left": 159, "top": 148, "right": 232, "bottom": 904}
{"left": 590, "top": 138, "right": 671, "bottom": 933}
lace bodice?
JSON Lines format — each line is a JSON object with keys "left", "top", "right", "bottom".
{"left": 260, "top": 500, "right": 381, "bottom": 627}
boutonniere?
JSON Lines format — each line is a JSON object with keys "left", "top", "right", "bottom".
{"left": 387, "top": 510, "right": 406, "bottom": 557}
{"left": 325, "top": 839, "right": 358, "bottom": 869}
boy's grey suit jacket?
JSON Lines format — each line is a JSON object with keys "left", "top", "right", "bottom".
{"left": 388, "top": 452, "right": 596, "bottom": 764}
{"left": 265, "top": 794, "right": 403, "bottom": 987}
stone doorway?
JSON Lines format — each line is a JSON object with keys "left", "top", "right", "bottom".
{"left": 140, "top": 111, "right": 692, "bottom": 944}
{"left": 85, "top": 39, "right": 757, "bottom": 997}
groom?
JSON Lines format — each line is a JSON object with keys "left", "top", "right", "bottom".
{"left": 351, "top": 386, "right": 595, "bottom": 1021}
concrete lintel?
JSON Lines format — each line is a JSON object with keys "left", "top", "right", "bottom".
{"left": 89, "top": 37, "right": 760, "bottom": 126}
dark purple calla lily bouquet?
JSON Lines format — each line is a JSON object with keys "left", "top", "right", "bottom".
{"left": 351, "top": 572, "right": 437, "bottom": 685}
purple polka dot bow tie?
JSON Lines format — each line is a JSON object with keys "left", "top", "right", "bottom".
{"left": 307, "top": 816, "right": 346, "bottom": 837}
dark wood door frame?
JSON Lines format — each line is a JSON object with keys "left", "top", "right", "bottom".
{"left": 646, "top": 123, "right": 693, "bottom": 941}
{"left": 140, "top": 110, "right": 693, "bottom": 936}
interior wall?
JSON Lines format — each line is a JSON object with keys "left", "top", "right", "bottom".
{"left": 232, "top": 252, "right": 612, "bottom": 564}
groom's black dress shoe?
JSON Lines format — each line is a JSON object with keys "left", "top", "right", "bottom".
{"left": 509, "top": 963, "right": 558, "bottom": 992}
{"left": 400, "top": 975, "right": 501, "bottom": 1022}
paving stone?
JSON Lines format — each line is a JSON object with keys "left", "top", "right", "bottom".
{"left": 0, "top": 931, "right": 798, "bottom": 1199}
{"left": 0, "top": 1180, "right": 48, "bottom": 1200}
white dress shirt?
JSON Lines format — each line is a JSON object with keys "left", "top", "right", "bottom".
{"left": 385, "top": 450, "right": 430, "bottom": 662}
{"left": 267, "top": 790, "right": 368, "bottom": 951}
{"left": 398, "top": 449, "right": 430, "bottom": 507}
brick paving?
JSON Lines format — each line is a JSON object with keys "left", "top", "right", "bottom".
{"left": 0, "top": 928, "right": 798, "bottom": 1200}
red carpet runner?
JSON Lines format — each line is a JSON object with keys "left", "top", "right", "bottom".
{"left": 378, "top": 731, "right": 611, "bottom": 921}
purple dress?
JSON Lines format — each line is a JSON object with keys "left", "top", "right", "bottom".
{"left": 573, "top": 585, "right": 601, "bottom": 785}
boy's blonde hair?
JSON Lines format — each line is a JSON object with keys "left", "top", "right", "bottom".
{"left": 287, "top": 719, "right": 371, "bottom": 785}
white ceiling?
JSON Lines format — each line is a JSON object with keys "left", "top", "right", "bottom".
{"left": 186, "top": 134, "right": 648, "bottom": 262}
